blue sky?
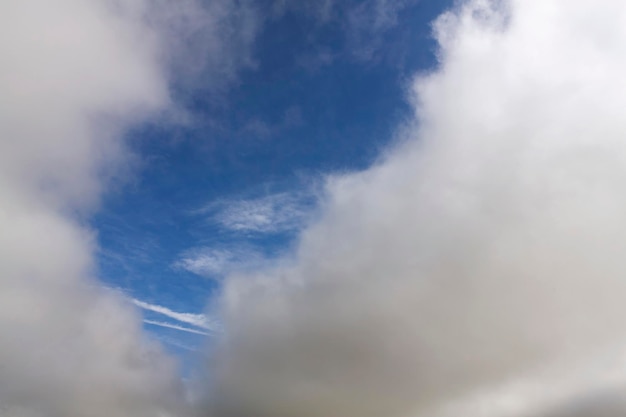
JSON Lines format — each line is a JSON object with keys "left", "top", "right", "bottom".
{"left": 93, "top": 0, "right": 453, "bottom": 371}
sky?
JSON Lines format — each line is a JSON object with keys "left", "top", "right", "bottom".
{"left": 5, "top": 1, "right": 626, "bottom": 417}
{"left": 93, "top": 0, "right": 452, "bottom": 368}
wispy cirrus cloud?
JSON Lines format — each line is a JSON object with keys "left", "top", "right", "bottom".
{"left": 143, "top": 320, "right": 212, "bottom": 336}
{"left": 132, "top": 299, "right": 218, "bottom": 331}
{"left": 174, "top": 247, "right": 265, "bottom": 278}
{"left": 202, "top": 190, "right": 316, "bottom": 234}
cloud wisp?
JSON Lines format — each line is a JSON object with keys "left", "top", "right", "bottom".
{"left": 144, "top": 320, "right": 213, "bottom": 336}
{"left": 205, "top": 1, "right": 626, "bottom": 417}
{"left": 203, "top": 191, "right": 315, "bottom": 235}
{"left": 175, "top": 247, "right": 267, "bottom": 279}
{"left": 132, "top": 299, "right": 218, "bottom": 331}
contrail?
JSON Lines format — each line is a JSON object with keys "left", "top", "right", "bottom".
{"left": 144, "top": 320, "right": 213, "bottom": 336}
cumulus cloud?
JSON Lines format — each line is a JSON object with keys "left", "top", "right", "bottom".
{"left": 0, "top": 0, "right": 257, "bottom": 416}
{"left": 206, "top": 1, "right": 626, "bottom": 417}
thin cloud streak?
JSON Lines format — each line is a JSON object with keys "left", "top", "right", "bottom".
{"left": 132, "top": 299, "right": 218, "bottom": 331}
{"left": 143, "top": 320, "right": 213, "bottom": 336}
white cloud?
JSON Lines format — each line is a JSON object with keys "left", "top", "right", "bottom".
{"left": 144, "top": 320, "right": 212, "bottom": 336}
{"left": 132, "top": 299, "right": 218, "bottom": 331}
{"left": 175, "top": 247, "right": 266, "bottom": 278}
{"left": 0, "top": 0, "right": 258, "bottom": 416}
{"left": 206, "top": 1, "right": 626, "bottom": 417}
{"left": 206, "top": 191, "right": 315, "bottom": 234}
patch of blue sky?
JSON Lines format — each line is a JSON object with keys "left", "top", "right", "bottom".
{"left": 93, "top": 0, "right": 454, "bottom": 373}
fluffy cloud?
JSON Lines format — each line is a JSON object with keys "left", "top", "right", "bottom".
{"left": 0, "top": 0, "right": 256, "bottom": 416}
{"left": 207, "top": 1, "right": 626, "bottom": 417}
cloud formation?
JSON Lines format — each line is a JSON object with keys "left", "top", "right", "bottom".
{"left": 158, "top": 0, "right": 260, "bottom": 93}
{"left": 0, "top": 0, "right": 255, "bottom": 416}
{"left": 206, "top": 191, "right": 314, "bottom": 234}
{"left": 133, "top": 298, "right": 218, "bottom": 331}
{"left": 206, "top": 1, "right": 626, "bottom": 417}
{"left": 175, "top": 247, "right": 266, "bottom": 279}
{"left": 144, "top": 320, "right": 213, "bottom": 336}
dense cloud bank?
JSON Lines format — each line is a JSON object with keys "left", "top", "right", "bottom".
{"left": 0, "top": 1, "right": 253, "bottom": 416}
{"left": 208, "top": 1, "right": 626, "bottom": 416}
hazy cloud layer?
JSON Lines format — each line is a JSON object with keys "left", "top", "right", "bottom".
{"left": 207, "top": 1, "right": 626, "bottom": 417}
{"left": 0, "top": 0, "right": 256, "bottom": 416}
{"left": 156, "top": 0, "right": 260, "bottom": 93}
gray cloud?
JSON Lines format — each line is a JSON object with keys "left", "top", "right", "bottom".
{"left": 154, "top": 0, "right": 260, "bottom": 93}
{"left": 206, "top": 1, "right": 626, "bottom": 417}
{"left": 0, "top": 0, "right": 258, "bottom": 416}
